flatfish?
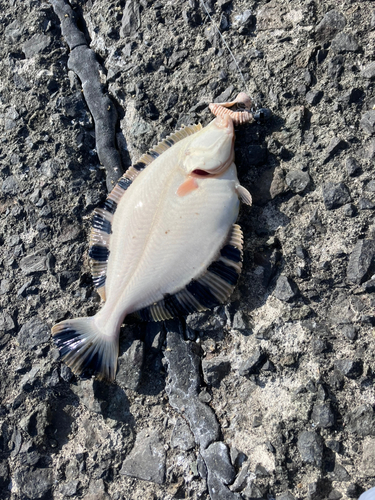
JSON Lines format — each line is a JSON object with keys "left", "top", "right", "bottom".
{"left": 52, "top": 105, "right": 253, "bottom": 380}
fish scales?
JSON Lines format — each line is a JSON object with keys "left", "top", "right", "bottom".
{"left": 52, "top": 105, "right": 254, "bottom": 380}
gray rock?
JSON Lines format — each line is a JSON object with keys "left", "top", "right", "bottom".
{"left": 273, "top": 275, "right": 298, "bottom": 302}
{"left": 171, "top": 417, "right": 195, "bottom": 451}
{"left": 13, "top": 467, "right": 53, "bottom": 499}
{"left": 19, "top": 250, "right": 48, "bottom": 274}
{"left": 334, "top": 359, "right": 361, "bottom": 378}
{"left": 186, "top": 309, "right": 225, "bottom": 331}
{"left": 285, "top": 170, "right": 310, "bottom": 193}
{"left": 202, "top": 356, "right": 231, "bottom": 386}
{"left": 346, "top": 239, "right": 375, "bottom": 284}
{"left": 345, "top": 157, "right": 361, "bottom": 176}
{"left": 116, "top": 339, "right": 144, "bottom": 391}
{"left": 340, "top": 325, "right": 357, "bottom": 341}
{"left": 239, "top": 348, "right": 267, "bottom": 377}
{"left": 60, "top": 480, "right": 79, "bottom": 496}
{"left": 347, "top": 405, "right": 375, "bottom": 436}
{"left": 305, "top": 90, "right": 323, "bottom": 105}
{"left": 120, "top": 429, "right": 166, "bottom": 484}
{"left": 315, "top": 10, "right": 347, "bottom": 41}
{"left": 0, "top": 312, "right": 15, "bottom": 332}
{"left": 361, "top": 438, "right": 375, "bottom": 476}
{"left": 297, "top": 431, "right": 323, "bottom": 467}
{"left": 325, "top": 137, "right": 347, "bottom": 159}
{"left": 332, "top": 463, "right": 350, "bottom": 481}
{"left": 360, "top": 110, "right": 375, "bottom": 134}
{"left": 358, "top": 197, "right": 375, "bottom": 210}
{"left": 330, "top": 33, "right": 360, "bottom": 53}
{"left": 164, "top": 321, "right": 220, "bottom": 449}
{"left": 17, "top": 317, "right": 49, "bottom": 350}
{"left": 361, "top": 61, "right": 375, "bottom": 79}
{"left": 276, "top": 493, "right": 296, "bottom": 500}
{"left": 311, "top": 402, "right": 335, "bottom": 428}
{"left": 22, "top": 34, "right": 51, "bottom": 58}
{"left": 201, "top": 442, "right": 237, "bottom": 500}
{"left": 322, "top": 182, "right": 351, "bottom": 210}
{"left": 2, "top": 175, "right": 19, "bottom": 195}
{"left": 328, "top": 55, "right": 344, "bottom": 79}
{"left": 120, "top": 0, "right": 141, "bottom": 37}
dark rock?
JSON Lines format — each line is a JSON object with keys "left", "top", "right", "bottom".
{"left": 120, "top": 429, "right": 166, "bottom": 484}
{"left": 346, "top": 239, "right": 375, "bottom": 284}
{"left": 322, "top": 182, "right": 351, "bottom": 210}
{"left": 326, "top": 440, "right": 341, "bottom": 453}
{"left": 315, "top": 10, "right": 347, "bottom": 42}
{"left": 169, "top": 50, "right": 188, "bottom": 69}
{"left": 331, "top": 33, "right": 360, "bottom": 53}
{"left": 297, "top": 431, "right": 323, "bottom": 467}
{"left": 18, "top": 317, "right": 49, "bottom": 350}
{"left": 164, "top": 322, "right": 220, "bottom": 449}
{"left": 325, "top": 137, "right": 347, "bottom": 159}
{"left": 361, "top": 61, "right": 375, "bottom": 79}
{"left": 306, "top": 90, "right": 323, "bottom": 105}
{"left": 345, "top": 157, "right": 361, "bottom": 176}
{"left": 13, "top": 467, "right": 53, "bottom": 499}
{"left": 19, "top": 250, "right": 48, "bottom": 274}
{"left": 332, "top": 463, "right": 350, "bottom": 481}
{"left": 360, "top": 110, "right": 375, "bottom": 134}
{"left": 239, "top": 348, "right": 267, "bottom": 377}
{"left": 201, "top": 442, "right": 238, "bottom": 500}
{"left": 2, "top": 175, "right": 19, "bottom": 195}
{"left": 334, "top": 359, "right": 362, "bottom": 378}
{"left": 273, "top": 275, "right": 298, "bottom": 302}
{"left": 164, "top": 93, "right": 178, "bottom": 111}
{"left": 171, "top": 418, "right": 195, "bottom": 451}
{"left": 311, "top": 402, "right": 335, "bottom": 428}
{"left": 285, "top": 170, "right": 310, "bottom": 193}
{"left": 22, "top": 34, "right": 51, "bottom": 58}
{"left": 362, "top": 278, "right": 375, "bottom": 292}
{"left": 117, "top": 340, "right": 144, "bottom": 391}
{"left": 328, "top": 55, "right": 344, "bottom": 79}
{"left": 202, "top": 356, "right": 231, "bottom": 386}
{"left": 307, "top": 482, "right": 320, "bottom": 500}
{"left": 186, "top": 310, "right": 225, "bottom": 331}
{"left": 358, "top": 197, "right": 375, "bottom": 210}
{"left": 346, "top": 405, "right": 375, "bottom": 436}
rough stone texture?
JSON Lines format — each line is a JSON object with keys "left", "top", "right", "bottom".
{"left": 322, "top": 182, "right": 351, "bottom": 210}
{"left": 120, "top": 429, "right": 166, "bottom": 484}
{"left": 0, "top": 0, "right": 375, "bottom": 499}
{"left": 297, "top": 431, "right": 323, "bottom": 467}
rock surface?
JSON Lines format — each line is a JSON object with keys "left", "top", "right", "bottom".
{"left": 0, "top": 0, "right": 374, "bottom": 499}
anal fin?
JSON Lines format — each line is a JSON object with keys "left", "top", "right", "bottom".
{"left": 135, "top": 224, "right": 244, "bottom": 322}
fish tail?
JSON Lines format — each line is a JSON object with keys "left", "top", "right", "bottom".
{"left": 52, "top": 317, "right": 119, "bottom": 381}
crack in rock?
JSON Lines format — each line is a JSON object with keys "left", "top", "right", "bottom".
{"left": 50, "top": 0, "right": 123, "bottom": 191}
{"left": 164, "top": 320, "right": 241, "bottom": 500}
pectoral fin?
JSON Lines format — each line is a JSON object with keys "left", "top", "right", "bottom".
{"left": 177, "top": 177, "right": 199, "bottom": 197}
{"left": 236, "top": 184, "right": 252, "bottom": 205}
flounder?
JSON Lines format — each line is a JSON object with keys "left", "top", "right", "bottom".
{"left": 52, "top": 101, "right": 253, "bottom": 380}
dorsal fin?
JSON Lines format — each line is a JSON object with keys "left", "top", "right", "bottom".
{"left": 134, "top": 224, "right": 244, "bottom": 322}
{"left": 89, "top": 123, "right": 203, "bottom": 301}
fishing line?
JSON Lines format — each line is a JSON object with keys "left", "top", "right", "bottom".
{"left": 199, "top": 0, "right": 252, "bottom": 100}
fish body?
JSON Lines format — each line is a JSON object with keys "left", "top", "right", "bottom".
{"left": 52, "top": 113, "right": 252, "bottom": 380}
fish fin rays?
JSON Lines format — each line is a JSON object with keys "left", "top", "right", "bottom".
{"left": 52, "top": 317, "right": 118, "bottom": 380}
{"left": 135, "top": 224, "right": 244, "bottom": 322}
{"left": 89, "top": 123, "right": 203, "bottom": 299}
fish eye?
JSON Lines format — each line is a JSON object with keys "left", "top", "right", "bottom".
{"left": 192, "top": 169, "right": 211, "bottom": 176}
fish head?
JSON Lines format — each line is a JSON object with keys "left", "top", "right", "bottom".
{"left": 182, "top": 115, "right": 235, "bottom": 177}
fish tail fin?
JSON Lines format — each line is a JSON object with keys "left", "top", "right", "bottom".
{"left": 52, "top": 317, "right": 119, "bottom": 381}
